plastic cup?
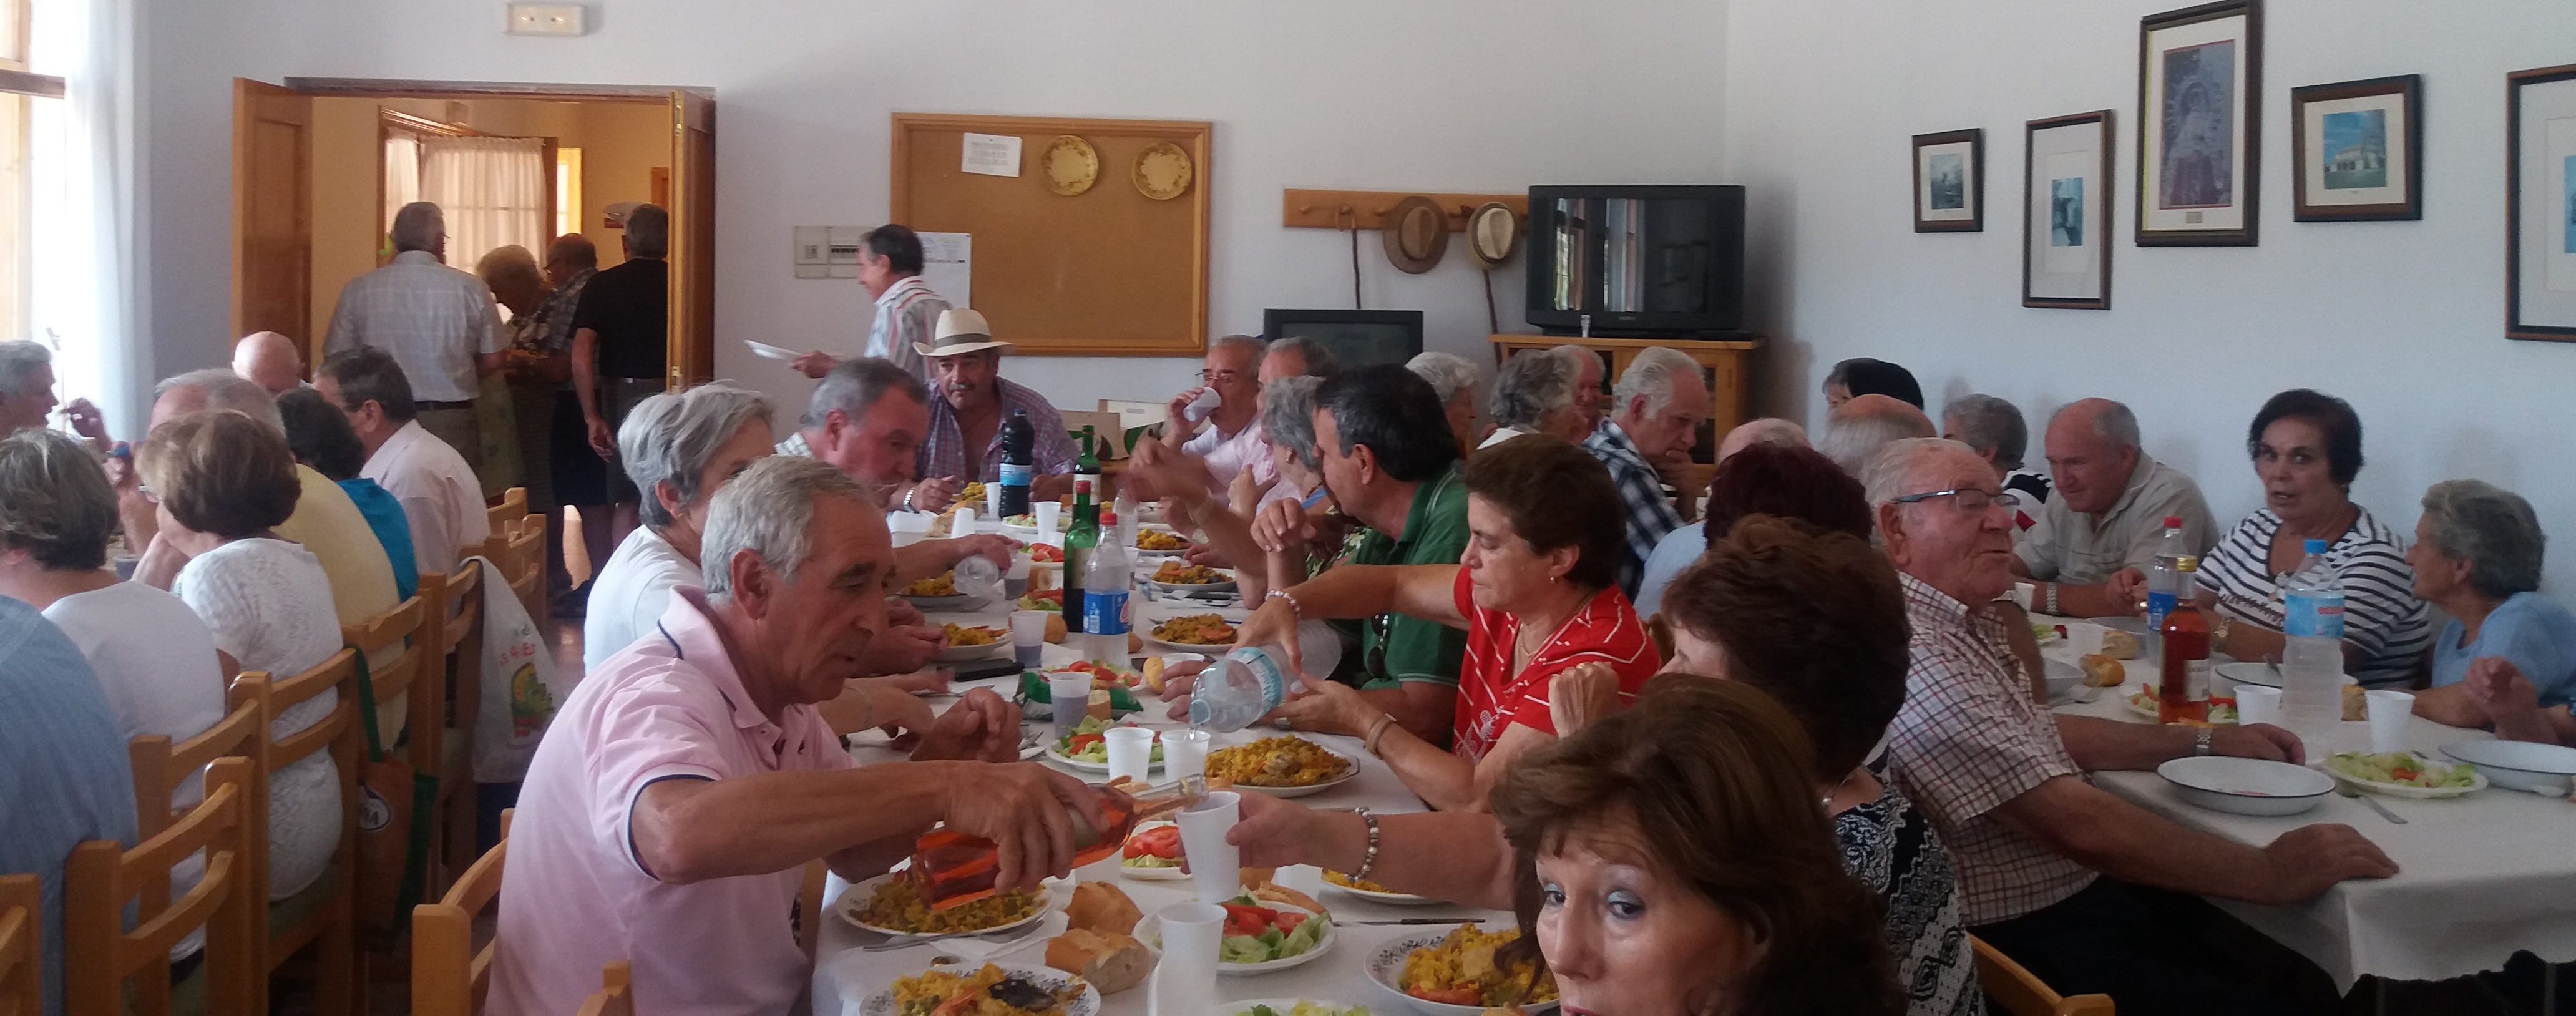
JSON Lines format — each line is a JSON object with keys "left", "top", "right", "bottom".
{"left": 1034, "top": 500, "right": 1061, "bottom": 534}
{"left": 1104, "top": 726, "right": 1156, "bottom": 784}
{"left": 1009, "top": 610, "right": 1048, "bottom": 669}
{"left": 1048, "top": 672, "right": 1093, "bottom": 743}
{"left": 2366, "top": 689, "right": 2415, "bottom": 754}
{"left": 1005, "top": 555, "right": 1032, "bottom": 599}
{"left": 2067, "top": 622, "right": 2106, "bottom": 658}
{"left": 2012, "top": 581, "right": 2036, "bottom": 612}
{"left": 1163, "top": 728, "right": 1212, "bottom": 778}
{"left": 1149, "top": 901, "right": 1225, "bottom": 1015}
{"left": 985, "top": 481, "right": 1004, "bottom": 518}
{"left": 953, "top": 506, "right": 977, "bottom": 535}
{"left": 1174, "top": 791, "right": 1242, "bottom": 903}
{"left": 2236, "top": 685, "right": 2283, "bottom": 728}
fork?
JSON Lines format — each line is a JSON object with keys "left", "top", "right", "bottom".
{"left": 860, "top": 921, "right": 1049, "bottom": 954}
{"left": 2335, "top": 781, "right": 2407, "bottom": 824}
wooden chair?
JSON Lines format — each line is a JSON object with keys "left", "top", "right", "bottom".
{"left": 0, "top": 874, "right": 37, "bottom": 1016}
{"left": 230, "top": 650, "right": 365, "bottom": 1016}
{"left": 62, "top": 757, "right": 259, "bottom": 1016}
{"left": 573, "top": 962, "right": 632, "bottom": 1016}
{"left": 504, "top": 514, "right": 546, "bottom": 623}
{"left": 484, "top": 487, "right": 527, "bottom": 547}
{"left": 418, "top": 561, "right": 487, "bottom": 887}
{"left": 1971, "top": 935, "right": 2115, "bottom": 1016}
{"left": 129, "top": 698, "right": 264, "bottom": 843}
{"left": 410, "top": 809, "right": 509, "bottom": 1016}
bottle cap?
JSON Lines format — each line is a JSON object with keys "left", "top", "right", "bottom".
{"left": 2304, "top": 538, "right": 2328, "bottom": 554}
{"left": 2162, "top": 515, "right": 2183, "bottom": 528}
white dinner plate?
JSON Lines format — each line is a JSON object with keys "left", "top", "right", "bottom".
{"left": 936, "top": 638, "right": 1008, "bottom": 663}
{"left": 902, "top": 593, "right": 974, "bottom": 611}
{"left": 2121, "top": 688, "right": 2238, "bottom": 725}
{"left": 1324, "top": 876, "right": 1443, "bottom": 906}
{"left": 1141, "top": 567, "right": 1237, "bottom": 595}
{"left": 1208, "top": 736, "right": 1362, "bottom": 798}
{"left": 744, "top": 339, "right": 803, "bottom": 363}
{"left": 2157, "top": 756, "right": 2333, "bottom": 816}
{"left": 857, "top": 964, "right": 1099, "bottom": 1016}
{"left": 1362, "top": 929, "right": 1558, "bottom": 1015}
{"left": 832, "top": 872, "right": 1054, "bottom": 939}
{"left": 1136, "top": 901, "right": 1335, "bottom": 975}
{"left": 2320, "top": 753, "right": 2489, "bottom": 799}
{"left": 2441, "top": 738, "right": 2576, "bottom": 795}
{"left": 2216, "top": 661, "right": 2280, "bottom": 688}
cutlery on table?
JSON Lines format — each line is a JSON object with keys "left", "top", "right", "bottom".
{"left": 2334, "top": 781, "right": 2406, "bottom": 824}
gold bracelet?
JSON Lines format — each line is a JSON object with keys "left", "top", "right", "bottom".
{"left": 1362, "top": 714, "right": 1397, "bottom": 758}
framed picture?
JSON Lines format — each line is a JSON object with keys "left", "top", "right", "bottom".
{"left": 2024, "top": 110, "right": 2115, "bottom": 310}
{"left": 2292, "top": 74, "right": 2422, "bottom": 221}
{"left": 2509, "top": 63, "right": 2576, "bottom": 342}
{"left": 1913, "top": 129, "right": 1984, "bottom": 232}
{"left": 2135, "top": 0, "right": 2261, "bottom": 245}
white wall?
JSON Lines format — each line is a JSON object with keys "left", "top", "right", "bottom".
{"left": 1724, "top": 0, "right": 2576, "bottom": 593}
{"left": 135, "top": 0, "right": 1729, "bottom": 431}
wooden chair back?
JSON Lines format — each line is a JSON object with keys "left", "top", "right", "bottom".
{"left": 342, "top": 595, "right": 429, "bottom": 769}
{"left": 504, "top": 514, "right": 545, "bottom": 620}
{"left": 410, "top": 809, "right": 510, "bottom": 1016}
{"left": 62, "top": 757, "right": 258, "bottom": 1016}
{"left": 573, "top": 961, "right": 632, "bottom": 1016}
{"left": 485, "top": 486, "right": 527, "bottom": 543}
{"left": 228, "top": 648, "right": 364, "bottom": 1013}
{"left": 0, "top": 875, "right": 37, "bottom": 1016}
{"left": 128, "top": 698, "right": 263, "bottom": 842}
{"left": 1971, "top": 935, "right": 2115, "bottom": 1016}
{"left": 418, "top": 561, "right": 485, "bottom": 893}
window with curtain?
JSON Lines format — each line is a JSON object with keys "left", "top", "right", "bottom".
{"left": 417, "top": 135, "right": 547, "bottom": 270}
{"left": 22, "top": 0, "right": 129, "bottom": 432}
{"left": 383, "top": 131, "right": 420, "bottom": 237}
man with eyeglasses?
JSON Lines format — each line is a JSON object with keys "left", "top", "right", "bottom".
{"left": 1139, "top": 335, "right": 1282, "bottom": 507}
{"left": 1867, "top": 436, "right": 2395, "bottom": 1016}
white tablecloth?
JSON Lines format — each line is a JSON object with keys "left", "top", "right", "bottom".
{"left": 2038, "top": 622, "right": 2576, "bottom": 987}
{"left": 814, "top": 592, "right": 1499, "bottom": 1015}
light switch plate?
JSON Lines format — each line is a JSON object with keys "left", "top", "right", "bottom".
{"left": 505, "top": 4, "right": 587, "bottom": 37}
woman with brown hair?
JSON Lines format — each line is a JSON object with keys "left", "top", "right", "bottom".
{"left": 1661, "top": 516, "right": 1978, "bottom": 1016}
{"left": 1226, "top": 435, "right": 1661, "bottom": 811}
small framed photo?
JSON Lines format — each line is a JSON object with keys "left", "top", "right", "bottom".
{"left": 1913, "top": 129, "right": 1984, "bottom": 232}
{"left": 2024, "top": 110, "right": 2115, "bottom": 310}
{"left": 2509, "top": 63, "right": 2576, "bottom": 342}
{"left": 2292, "top": 74, "right": 2422, "bottom": 222}
{"left": 2136, "top": 0, "right": 2262, "bottom": 246}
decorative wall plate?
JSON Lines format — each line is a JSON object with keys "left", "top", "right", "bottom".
{"left": 1133, "top": 141, "right": 1194, "bottom": 200}
{"left": 1042, "top": 135, "right": 1099, "bottom": 196}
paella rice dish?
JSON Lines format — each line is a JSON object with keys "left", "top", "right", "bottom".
{"left": 1135, "top": 529, "right": 1189, "bottom": 551}
{"left": 942, "top": 623, "right": 1003, "bottom": 646}
{"left": 1208, "top": 736, "right": 1352, "bottom": 788}
{"left": 1322, "top": 870, "right": 1402, "bottom": 894}
{"left": 904, "top": 573, "right": 958, "bottom": 597}
{"left": 887, "top": 962, "right": 1083, "bottom": 1016}
{"left": 1148, "top": 560, "right": 1227, "bottom": 585}
{"left": 1398, "top": 924, "right": 1556, "bottom": 1009}
{"left": 1150, "top": 613, "right": 1236, "bottom": 646}
{"left": 856, "top": 876, "right": 1043, "bottom": 934}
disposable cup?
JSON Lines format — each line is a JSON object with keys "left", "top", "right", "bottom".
{"left": 985, "top": 481, "right": 1004, "bottom": 518}
{"left": 1163, "top": 728, "right": 1212, "bottom": 778}
{"left": 1104, "top": 726, "right": 1157, "bottom": 784}
{"left": 1034, "top": 501, "right": 1062, "bottom": 534}
{"left": 1174, "top": 791, "right": 1242, "bottom": 904}
{"left": 2012, "top": 581, "right": 2036, "bottom": 612}
{"left": 2366, "top": 690, "right": 2415, "bottom": 754}
{"left": 1009, "top": 610, "right": 1048, "bottom": 668}
{"left": 2068, "top": 623, "right": 2106, "bottom": 658}
{"left": 1048, "top": 672, "right": 1092, "bottom": 742}
{"left": 953, "top": 506, "right": 977, "bottom": 535}
{"left": 1151, "top": 901, "right": 1225, "bottom": 1014}
{"left": 2236, "top": 685, "right": 2282, "bottom": 728}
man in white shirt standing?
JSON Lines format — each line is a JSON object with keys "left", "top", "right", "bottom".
{"left": 317, "top": 345, "right": 493, "bottom": 577}
{"left": 793, "top": 224, "right": 950, "bottom": 382}
{"left": 323, "top": 201, "right": 507, "bottom": 471}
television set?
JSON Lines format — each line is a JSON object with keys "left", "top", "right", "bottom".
{"left": 1259, "top": 309, "right": 1425, "bottom": 369}
{"left": 1523, "top": 185, "right": 1747, "bottom": 339}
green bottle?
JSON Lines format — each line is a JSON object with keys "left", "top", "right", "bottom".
{"left": 1063, "top": 429, "right": 1100, "bottom": 636}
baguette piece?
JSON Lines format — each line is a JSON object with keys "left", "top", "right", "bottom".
{"left": 1043, "top": 928, "right": 1151, "bottom": 995}
{"left": 1085, "top": 688, "right": 1113, "bottom": 721}
{"left": 2098, "top": 628, "right": 2141, "bottom": 660}
{"left": 1141, "top": 657, "right": 1168, "bottom": 695}
{"left": 2079, "top": 653, "right": 2126, "bottom": 688}
{"left": 1251, "top": 882, "right": 1326, "bottom": 917}
{"left": 1065, "top": 881, "right": 1143, "bottom": 935}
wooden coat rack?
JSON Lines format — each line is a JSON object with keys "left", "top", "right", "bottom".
{"left": 1281, "top": 189, "right": 1528, "bottom": 231}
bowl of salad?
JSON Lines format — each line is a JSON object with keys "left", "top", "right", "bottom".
{"left": 2322, "top": 750, "right": 2487, "bottom": 798}
{"left": 1045, "top": 716, "right": 1163, "bottom": 773}
{"left": 1136, "top": 896, "right": 1334, "bottom": 975}
{"left": 1118, "top": 821, "right": 1188, "bottom": 880}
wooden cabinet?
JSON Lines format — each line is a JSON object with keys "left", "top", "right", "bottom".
{"left": 1488, "top": 334, "right": 1760, "bottom": 512}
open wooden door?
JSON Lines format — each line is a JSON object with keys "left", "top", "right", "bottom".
{"left": 232, "top": 79, "right": 311, "bottom": 356}
{"left": 665, "top": 90, "right": 713, "bottom": 388}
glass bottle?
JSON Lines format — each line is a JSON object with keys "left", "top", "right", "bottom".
{"left": 2158, "top": 556, "right": 2212, "bottom": 724}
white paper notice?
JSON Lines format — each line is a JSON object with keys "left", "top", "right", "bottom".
{"left": 960, "top": 134, "right": 1022, "bottom": 177}
{"left": 919, "top": 232, "right": 972, "bottom": 309}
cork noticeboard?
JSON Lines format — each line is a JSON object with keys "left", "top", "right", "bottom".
{"left": 891, "top": 113, "right": 1211, "bottom": 357}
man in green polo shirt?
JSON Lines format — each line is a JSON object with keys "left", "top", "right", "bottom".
{"left": 1244, "top": 364, "right": 1468, "bottom": 745}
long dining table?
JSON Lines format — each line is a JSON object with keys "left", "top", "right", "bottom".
{"left": 2034, "top": 617, "right": 2576, "bottom": 991}
{"left": 810, "top": 577, "right": 1512, "bottom": 1016}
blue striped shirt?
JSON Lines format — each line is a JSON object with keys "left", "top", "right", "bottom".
{"left": 0, "top": 595, "right": 137, "bottom": 1016}
{"left": 1582, "top": 421, "right": 1682, "bottom": 598}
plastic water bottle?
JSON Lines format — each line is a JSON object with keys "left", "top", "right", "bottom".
{"left": 1188, "top": 622, "right": 1345, "bottom": 732}
{"left": 2280, "top": 538, "right": 2347, "bottom": 734}
{"left": 1082, "top": 514, "right": 1133, "bottom": 665}
{"left": 2142, "top": 515, "right": 2188, "bottom": 661}
{"left": 950, "top": 554, "right": 1002, "bottom": 603}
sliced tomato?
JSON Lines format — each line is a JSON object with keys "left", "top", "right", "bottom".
{"left": 1066, "top": 733, "right": 1105, "bottom": 753}
{"left": 1125, "top": 825, "right": 1182, "bottom": 860}
{"left": 1220, "top": 902, "right": 1274, "bottom": 936}
{"left": 1272, "top": 911, "right": 1306, "bottom": 932}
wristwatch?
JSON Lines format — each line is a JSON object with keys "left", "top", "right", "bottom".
{"left": 2193, "top": 726, "right": 2215, "bottom": 757}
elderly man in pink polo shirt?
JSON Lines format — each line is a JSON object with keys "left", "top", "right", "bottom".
{"left": 490, "top": 456, "right": 1104, "bottom": 1016}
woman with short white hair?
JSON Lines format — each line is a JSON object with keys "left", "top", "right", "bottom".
{"left": 1483, "top": 349, "right": 1591, "bottom": 448}
{"left": 584, "top": 383, "right": 779, "bottom": 670}
{"left": 2409, "top": 479, "right": 2576, "bottom": 735}
{"left": 1406, "top": 351, "right": 1484, "bottom": 456}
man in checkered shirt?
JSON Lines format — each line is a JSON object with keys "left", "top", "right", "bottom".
{"left": 1581, "top": 347, "right": 1706, "bottom": 598}
{"left": 1868, "top": 436, "right": 2395, "bottom": 1016}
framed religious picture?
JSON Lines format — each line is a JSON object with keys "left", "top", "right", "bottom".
{"left": 1913, "top": 129, "right": 1984, "bottom": 232}
{"left": 2023, "top": 111, "right": 2115, "bottom": 310}
{"left": 2292, "top": 74, "right": 2422, "bottom": 221}
{"left": 2135, "top": 0, "right": 2261, "bottom": 245}
{"left": 2509, "top": 63, "right": 2576, "bottom": 342}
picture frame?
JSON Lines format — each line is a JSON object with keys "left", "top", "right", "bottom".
{"left": 2135, "top": 0, "right": 2261, "bottom": 246}
{"left": 2508, "top": 63, "right": 2576, "bottom": 342}
{"left": 2024, "top": 110, "right": 2115, "bottom": 310}
{"left": 1913, "top": 129, "right": 1984, "bottom": 232}
{"left": 2292, "top": 74, "right": 2422, "bottom": 222}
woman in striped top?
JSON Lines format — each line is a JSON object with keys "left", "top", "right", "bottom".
{"left": 2193, "top": 390, "right": 2430, "bottom": 686}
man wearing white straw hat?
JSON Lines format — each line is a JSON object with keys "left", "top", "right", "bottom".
{"left": 914, "top": 308, "right": 1078, "bottom": 501}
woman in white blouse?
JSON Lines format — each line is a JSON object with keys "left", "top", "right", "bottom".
{"left": 137, "top": 409, "right": 344, "bottom": 901}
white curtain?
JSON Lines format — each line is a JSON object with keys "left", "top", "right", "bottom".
{"left": 29, "top": 0, "right": 137, "bottom": 436}
{"left": 384, "top": 132, "right": 420, "bottom": 238}
{"left": 420, "top": 135, "right": 546, "bottom": 271}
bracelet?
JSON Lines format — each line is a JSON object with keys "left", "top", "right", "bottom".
{"left": 1266, "top": 587, "right": 1303, "bottom": 621}
{"left": 1362, "top": 715, "right": 1397, "bottom": 758}
{"left": 1351, "top": 808, "right": 1382, "bottom": 882}
{"left": 2044, "top": 582, "right": 2061, "bottom": 617}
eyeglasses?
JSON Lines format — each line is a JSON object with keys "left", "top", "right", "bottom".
{"left": 1891, "top": 487, "right": 2004, "bottom": 512}
{"left": 1199, "top": 369, "right": 1246, "bottom": 386}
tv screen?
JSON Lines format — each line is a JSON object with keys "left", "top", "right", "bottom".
{"left": 1260, "top": 309, "right": 1425, "bottom": 369}
{"left": 1524, "top": 185, "right": 1747, "bottom": 339}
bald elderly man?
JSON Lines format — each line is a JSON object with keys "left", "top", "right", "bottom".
{"left": 2012, "top": 398, "right": 2215, "bottom": 620}
{"left": 231, "top": 332, "right": 305, "bottom": 395}
{"left": 1818, "top": 393, "right": 1936, "bottom": 477}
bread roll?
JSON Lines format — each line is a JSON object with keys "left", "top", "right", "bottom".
{"left": 2099, "top": 629, "right": 2141, "bottom": 660}
{"left": 1043, "top": 928, "right": 1150, "bottom": 995}
{"left": 1065, "top": 882, "right": 1143, "bottom": 935}
{"left": 1045, "top": 613, "right": 1068, "bottom": 643}
{"left": 2343, "top": 681, "right": 2367, "bottom": 721}
{"left": 1086, "top": 688, "right": 1113, "bottom": 721}
{"left": 2079, "top": 653, "right": 2126, "bottom": 688}
{"left": 1141, "top": 657, "right": 1167, "bottom": 694}
{"left": 1129, "top": 630, "right": 1144, "bottom": 653}
{"left": 1251, "top": 882, "right": 1325, "bottom": 917}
